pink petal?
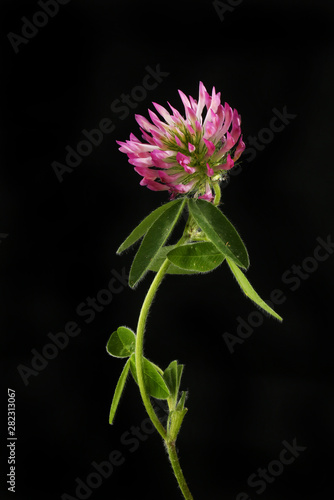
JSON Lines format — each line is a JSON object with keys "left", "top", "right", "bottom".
{"left": 159, "top": 170, "right": 184, "bottom": 184}
{"left": 149, "top": 128, "right": 165, "bottom": 147}
{"left": 135, "top": 114, "right": 154, "bottom": 132}
{"left": 234, "top": 136, "right": 246, "bottom": 161}
{"left": 203, "top": 138, "right": 216, "bottom": 156}
{"left": 187, "top": 123, "right": 195, "bottom": 135}
{"left": 176, "top": 152, "right": 196, "bottom": 174}
{"left": 173, "top": 179, "right": 196, "bottom": 194}
{"left": 116, "top": 140, "right": 129, "bottom": 153}
{"left": 184, "top": 165, "right": 196, "bottom": 174}
{"left": 116, "top": 140, "right": 156, "bottom": 155}
{"left": 206, "top": 163, "right": 215, "bottom": 177}
{"left": 129, "top": 133, "right": 141, "bottom": 143}
{"left": 176, "top": 152, "right": 190, "bottom": 167}
{"left": 208, "top": 87, "right": 221, "bottom": 114}
{"left": 148, "top": 109, "right": 167, "bottom": 131}
{"left": 167, "top": 102, "right": 184, "bottom": 124}
{"left": 189, "top": 95, "right": 198, "bottom": 112}
{"left": 134, "top": 166, "right": 158, "bottom": 180}
{"left": 151, "top": 149, "right": 174, "bottom": 169}
{"left": 217, "top": 153, "right": 234, "bottom": 171}
{"left": 188, "top": 143, "right": 196, "bottom": 153}
{"left": 211, "top": 110, "right": 220, "bottom": 130}
{"left": 165, "top": 130, "right": 174, "bottom": 142}
{"left": 140, "top": 179, "right": 169, "bottom": 191}
{"left": 215, "top": 132, "right": 235, "bottom": 158}
{"left": 178, "top": 89, "right": 191, "bottom": 113}
{"left": 139, "top": 129, "right": 155, "bottom": 145}
{"left": 216, "top": 105, "right": 225, "bottom": 128}
{"left": 231, "top": 109, "right": 241, "bottom": 142}
{"left": 199, "top": 182, "right": 214, "bottom": 202}
{"left": 185, "top": 106, "right": 197, "bottom": 124}
{"left": 129, "top": 141, "right": 158, "bottom": 153}
{"left": 175, "top": 135, "right": 184, "bottom": 148}
{"left": 196, "top": 81, "right": 207, "bottom": 120}
{"left": 204, "top": 121, "right": 217, "bottom": 139}
{"left": 152, "top": 102, "right": 173, "bottom": 125}
{"left": 219, "top": 103, "right": 233, "bottom": 136}
{"left": 204, "top": 91, "right": 211, "bottom": 112}
{"left": 128, "top": 156, "right": 154, "bottom": 168}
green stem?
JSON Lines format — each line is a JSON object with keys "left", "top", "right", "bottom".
{"left": 167, "top": 441, "right": 194, "bottom": 500}
{"left": 135, "top": 257, "right": 170, "bottom": 440}
{"left": 135, "top": 229, "right": 194, "bottom": 499}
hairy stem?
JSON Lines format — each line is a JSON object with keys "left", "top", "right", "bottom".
{"left": 135, "top": 231, "right": 194, "bottom": 499}
{"left": 135, "top": 257, "right": 170, "bottom": 440}
{"left": 167, "top": 441, "right": 194, "bottom": 500}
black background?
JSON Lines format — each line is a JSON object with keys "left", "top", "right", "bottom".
{"left": 1, "top": 1, "right": 334, "bottom": 499}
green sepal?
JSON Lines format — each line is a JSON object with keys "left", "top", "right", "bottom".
{"left": 188, "top": 198, "right": 249, "bottom": 269}
{"left": 226, "top": 258, "right": 283, "bottom": 321}
{"left": 163, "top": 360, "right": 184, "bottom": 408}
{"left": 117, "top": 199, "right": 182, "bottom": 254}
{"left": 176, "top": 391, "right": 187, "bottom": 412}
{"left": 130, "top": 354, "right": 170, "bottom": 400}
{"left": 106, "top": 327, "right": 136, "bottom": 358}
{"left": 109, "top": 358, "right": 131, "bottom": 425}
{"left": 129, "top": 198, "right": 186, "bottom": 287}
{"left": 167, "top": 405, "right": 188, "bottom": 442}
{"left": 167, "top": 241, "right": 225, "bottom": 273}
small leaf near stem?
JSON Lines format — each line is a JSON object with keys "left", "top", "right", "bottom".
{"left": 106, "top": 327, "right": 136, "bottom": 358}
{"left": 109, "top": 358, "right": 131, "bottom": 425}
{"left": 130, "top": 354, "right": 170, "bottom": 400}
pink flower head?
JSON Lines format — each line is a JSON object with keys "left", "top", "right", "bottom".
{"left": 116, "top": 82, "right": 245, "bottom": 201}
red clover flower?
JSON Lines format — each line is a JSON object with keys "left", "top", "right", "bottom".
{"left": 117, "top": 81, "right": 245, "bottom": 202}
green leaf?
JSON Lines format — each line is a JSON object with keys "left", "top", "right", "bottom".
{"left": 129, "top": 198, "right": 186, "bottom": 287}
{"left": 176, "top": 391, "right": 187, "bottom": 411}
{"left": 163, "top": 361, "right": 184, "bottom": 406}
{"left": 188, "top": 199, "right": 249, "bottom": 269}
{"left": 167, "top": 242, "right": 225, "bottom": 272}
{"left": 226, "top": 258, "right": 283, "bottom": 321}
{"left": 149, "top": 245, "right": 197, "bottom": 275}
{"left": 117, "top": 200, "right": 181, "bottom": 254}
{"left": 109, "top": 359, "right": 131, "bottom": 425}
{"left": 130, "top": 354, "right": 170, "bottom": 400}
{"left": 106, "top": 327, "right": 136, "bottom": 358}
